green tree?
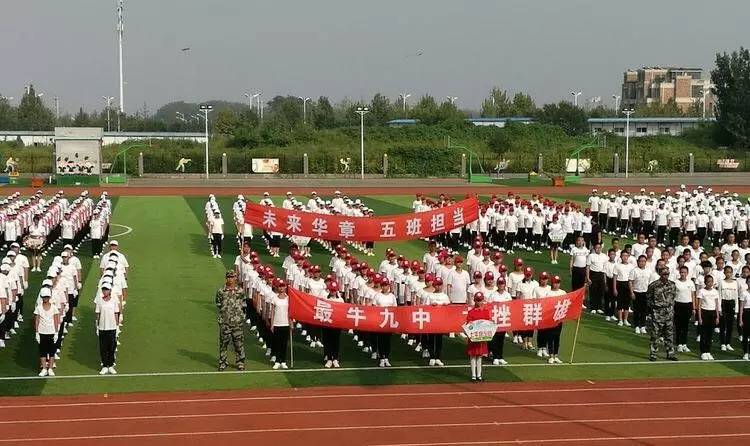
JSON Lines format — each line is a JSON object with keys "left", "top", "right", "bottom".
{"left": 369, "top": 93, "right": 393, "bottom": 126}
{"left": 16, "top": 84, "right": 54, "bottom": 130}
{"left": 312, "top": 96, "right": 336, "bottom": 129}
{"left": 711, "top": 47, "right": 750, "bottom": 147}
{"left": 480, "top": 87, "right": 513, "bottom": 117}
{"left": 0, "top": 96, "right": 16, "bottom": 130}
{"left": 266, "top": 96, "right": 303, "bottom": 127}
{"left": 214, "top": 109, "right": 240, "bottom": 135}
{"left": 72, "top": 107, "right": 91, "bottom": 127}
{"left": 535, "top": 101, "right": 588, "bottom": 136}
{"left": 410, "top": 95, "right": 440, "bottom": 125}
{"left": 511, "top": 93, "right": 536, "bottom": 116}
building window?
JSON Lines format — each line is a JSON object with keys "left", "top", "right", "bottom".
{"left": 615, "top": 127, "right": 624, "bottom": 133}
{"left": 661, "top": 127, "right": 671, "bottom": 135}
{"left": 637, "top": 127, "right": 648, "bottom": 134}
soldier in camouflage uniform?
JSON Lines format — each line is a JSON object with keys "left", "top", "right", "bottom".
{"left": 645, "top": 267, "right": 678, "bottom": 361}
{"left": 216, "top": 270, "right": 246, "bottom": 371}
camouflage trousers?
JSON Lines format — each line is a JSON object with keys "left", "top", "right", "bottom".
{"left": 647, "top": 306, "right": 675, "bottom": 356}
{"left": 219, "top": 324, "right": 246, "bottom": 367}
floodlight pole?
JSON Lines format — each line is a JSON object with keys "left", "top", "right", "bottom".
{"left": 623, "top": 109, "right": 634, "bottom": 179}
{"left": 355, "top": 107, "right": 370, "bottom": 180}
{"left": 200, "top": 104, "right": 214, "bottom": 179}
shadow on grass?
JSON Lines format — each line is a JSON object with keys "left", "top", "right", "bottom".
{"left": 177, "top": 348, "right": 218, "bottom": 368}
{"left": 65, "top": 304, "right": 101, "bottom": 372}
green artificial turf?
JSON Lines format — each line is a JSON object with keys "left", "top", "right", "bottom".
{"left": 0, "top": 194, "right": 748, "bottom": 397}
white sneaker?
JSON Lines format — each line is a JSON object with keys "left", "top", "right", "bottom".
{"left": 17, "top": 314, "right": 23, "bottom": 322}
{"left": 429, "top": 359, "right": 436, "bottom": 366}
{"left": 498, "top": 359, "right": 508, "bottom": 365}
{"left": 384, "top": 359, "right": 392, "bottom": 367}
{"left": 0, "top": 340, "right": 5, "bottom": 347}
{"left": 281, "top": 363, "right": 288, "bottom": 369}
{"left": 683, "top": 345, "right": 691, "bottom": 353}
{"left": 332, "top": 360, "right": 340, "bottom": 368}
{"left": 493, "top": 359, "right": 500, "bottom": 365}
{"left": 714, "top": 327, "right": 720, "bottom": 334}
{"left": 542, "top": 349, "right": 550, "bottom": 358}
{"left": 324, "top": 360, "right": 333, "bottom": 368}
{"left": 407, "top": 339, "right": 414, "bottom": 346}
{"left": 434, "top": 359, "right": 444, "bottom": 366}
{"left": 305, "top": 336, "right": 312, "bottom": 342}
{"left": 301, "top": 330, "right": 308, "bottom": 336}
{"left": 726, "top": 345, "right": 735, "bottom": 351}
{"left": 47, "top": 368, "right": 56, "bottom": 377}
{"left": 357, "top": 341, "right": 364, "bottom": 347}
{"left": 449, "top": 333, "right": 455, "bottom": 338}
{"left": 605, "top": 316, "right": 611, "bottom": 322}
{"left": 743, "top": 353, "right": 749, "bottom": 361}
{"left": 422, "top": 350, "right": 430, "bottom": 358}
{"left": 99, "top": 367, "right": 109, "bottom": 375}
{"left": 547, "top": 357, "right": 555, "bottom": 364}
{"left": 108, "top": 367, "right": 117, "bottom": 375}
{"left": 537, "top": 349, "right": 544, "bottom": 358}
{"left": 721, "top": 344, "right": 727, "bottom": 351}
{"left": 370, "top": 352, "right": 378, "bottom": 359}
{"left": 677, "top": 345, "right": 684, "bottom": 353}
{"left": 270, "top": 356, "right": 276, "bottom": 363}
{"left": 400, "top": 334, "right": 408, "bottom": 340}
{"left": 591, "top": 310, "right": 597, "bottom": 314}
{"left": 634, "top": 327, "right": 640, "bottom": 334}
{"left": 624, "top": 321, "right": 631, "bottom": 327}
{"left": 708, "top": 353, "right": 715, "bottom": 360}
{"left": 72, "top": 316, "right": 77, "bottom": 322}
{"left": 379, "top": 359, "right": 386, "bottom": 367}
{"left": 553, "top": 357, "right": 563, "bottom": 364}
{"left": 316, "top": 341, "right": 324, "bottom": 348}
{"left": 38, "top": 368, "right": 48, "bottom": 377}
{"left": 273, "top": 362, "right": 281, "bottom": 370}
{"left": 617, "top": 321, "right": 624, "bottom": 327}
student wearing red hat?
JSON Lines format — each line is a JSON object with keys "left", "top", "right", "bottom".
{"left": 533, "top": 272, "right": 552, "bottom": 359}
{"left": 447, "top": 256, "right": 470, "bottom": 304}
{"left": 466, "top": 292, "right": 490, "bottom": 382}
{"left": 322, "top": 281, "right": 345, "bottom": 368}
{"left": 546, "top": 276, "right": 567, "bottom": 364}
{"left": 270, "top": 279, "right": 290, "bottom": 370}
{"left": 487, "top": 278, "right": 512, "bottom": 365}
{"left": 375, "top": 279, "right": 398, "bottom": 367}
{"left": 468, "top": 271, "right": 485, "bottom": 300}
{"left": 426, "top": 277, "right": 451, "bottom": 366}
{"left": 516, "top": 266, "right": 539, "bottom": 349}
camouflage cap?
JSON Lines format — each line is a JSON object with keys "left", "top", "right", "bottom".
{"left": 225, "top": 270, "right": 237, "bottom": 279}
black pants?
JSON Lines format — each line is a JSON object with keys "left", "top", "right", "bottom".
{"left": 700, "top": 310, "right": 716, "bottom": 353}
{"left": 571, "top": 266, "right": 586, "bottom": 291}
{"left": 604, "top": 277, "right": 616, "bottom": 317}
{"left": 273, "top": 326, "right": 290, "bottom": 363}
{"left": 211, "top": 233, "right": 223, "bottom": 255}
{"left": 589, "top": 271, "right": 605, "bottom": 312}
{"left": 98, "top": 330, "right": 117, "bottom": 367}
{"left": 92, "top": 238, "right": 103, "bottom": 257}
{"left": 642, "top": 221, "right": 653, "bottom": 237}
{"left": 669, "top": 228, "right": 680, "bottom": 247}
{"left": 429, "top": 334, "right": 443, "bottom": 359}
{"left": 656, "top": 226, "right": 667, "bottom": 245}
{"left": 39, "top": 333, "right": 56, "bottom": 359}
{"left": 674, "top": 302, "right": 693, "bottom": 345}
{"left": 62, "top": 237, "right": 73, "bottom": 248}
{"left": 505, "top": 233, "right": 516, "bottom": 251}
{"left": 322, "top": 327, "right": 341, "bottom": 361}
{"left": 490, "top": 332, "right": 505, "bottom": 359}
{"left": 742, "top": 309, "right": 750, "bottom": 354}
{"left": 616, "top": 281, "right": 631, "bottom": 311}
{"left": 719, "top": 300, "right": 736, "bottom": 345}
{"left": 377, "top": 333, "right": 392, "bottom": 359}
{"left": 537, "top": 328, "right": 548, "bottom": 351}
{"left": 547, "top": 324, "right": 563, "bottom": 355}
{"left": 633, "top": 292, "right": 648, "bottom": 327}
{"left": 697, "top": 228, "right": 707, "bottom": 245}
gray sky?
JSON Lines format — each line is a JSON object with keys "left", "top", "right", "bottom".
{"left": 1, "top": 0, "right": 745, "bottom": 114}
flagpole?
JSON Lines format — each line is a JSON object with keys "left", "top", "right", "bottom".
{"left": 289, "top": 322, "right": 294, "bottom": 369}
{"left": 568, "top": 315, "right": 583, "bottom": 364}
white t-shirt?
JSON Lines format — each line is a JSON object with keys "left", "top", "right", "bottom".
{"left": 61, "top": 220, "right": 74, "bottom": 239}
{"left": 629, "top": 267, "right": 653, "bottom": 293}
{"left": 614, "top": 262, "right": 635, "bottom": 282}
{"left": 674, "top": 278, "right": 696, "bottom": 304}
{"left": 375, "top": 292, "right": 398, "bottom": 307}
{"left": 34, "top": 303, "right": 59, "bottom": 335}
{"left": 95, "top": 297, "right": 120, "bottom": 331}
{"left": 272, "top": 296, "right": 289, "bottom": 327}
{"left": 487, "top": 290, "right": 512, "bottom": 303}
{"left": 570, "top": 247, "right": 589, "bottom": 268}
{"left": 208, "top": 217, "right": 224, "bottom": 234}
{"left": 697, "top": 288, "right": 719, "bottom": 311}
{"left": 587, "top": 252, "right": 608, "bottom": 273}
{"left": 447, "top": 269, "right": 470, "bottom": 304}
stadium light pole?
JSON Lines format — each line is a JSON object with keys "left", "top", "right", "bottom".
{"left": 103, "top": 96, "right": 115, "bottom": 132}
{"left": 398, "top": 93, "right": 411, "bottom": 114}
{"left": 298, "top": 96, "right": 311, "bottom": 124}
{"left": 355, "top": 107, "right": 370, "bottom": 180}
{"left": 53, "top": 96, "right": 60, "bottom": 121}
{"left": 199, "top": 104, "right": 214, "bottom": 179}
{"left": 612, "top": 95, "right": 621, "bottom": 115}
{"left": 623, "top": 108, "right": 634, "bottom": 179}
{"left": 570, "top": 90, "right": 582, "bottom": 107}
{"left": 446, "top": 96, "right": 458, "bottom": 105}
{"left": 117, "top": 0, "right": 125, "bottom": 117}
{"left": 243, "top": 92, "right": 254, "bottom": 110}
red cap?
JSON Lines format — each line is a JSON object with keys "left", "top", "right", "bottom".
{"left": 433, "top": 277, "right": 444, "bottom": 287}
{"left": 514, "top": 258, "right": 524, "bottom": 267}
{"left": 473, "top": 241, "right": 482, "bottom": 249}
{"left": 311, "top": 265, "right": 321, "bottom": 273}
{"left": 275, "top": 279, "right": 287, "bottom": 288}
{"left": 524, "top": 266, "right": 534, "bottom": 277}
{"left": 380, "top": 277, "right": 392, "bottom": 287}
{"left": 349, "top": 258, "right": 359, "bottom": 266}
{"left": 411, "top": 260, "right": 421, "bottom": 269}
{"left": 551, "top": 275, "right": 562, "bottom": 284}
{"left": 499, "top": 264, "right": 508, "bottom": 273}
{"left": 539, "top": 271, "right": 549, "bottom": 280}
{"left": 327, "top": 281, "right": 340, "bottom": 292}
{"left": 492, "top": 252, "right": 502, "bottom": 261}
{"left": 473, "top": 271, "right": 483, "bottom": 279}
{"left": 484, "top": 271, "right": 495, "bottom": 282}
{"left": 417, "top": 267, "right": 426, "bottom": 275}
{"left": 496, "top": 277, "right": 506, "bottom": 286}
{"left": 424, "top": 273, "right": 435, "bottom": 283}
{"left": 473, "top": 292, "right": 485, "bottom": 303}
{"left": 325, "top": 273, "right": 334, "bottom": 282}
{"left": 482, "top": 248, "right": 490, "bottom": 257}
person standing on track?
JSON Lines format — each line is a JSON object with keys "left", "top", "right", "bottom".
{"left": 216, "top": 270, "right": 246, "bottom": 371}
{"left": 645, "top": 267, "right": 678, "bottom": 361}
{"left": 466, "top": 291, "right": 490, "bottom": 382}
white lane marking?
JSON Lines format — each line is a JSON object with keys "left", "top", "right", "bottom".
{"left": 108, "top": 223, "right": 132, "bottom": 238}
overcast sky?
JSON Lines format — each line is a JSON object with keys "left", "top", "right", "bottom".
{"left": 1, "top": 0, "right": 745, "bottom": 114}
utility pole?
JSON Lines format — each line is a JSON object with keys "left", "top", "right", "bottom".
{"left": 355, "top": 107, "right": 370, "bottom": 180}
{"left": 623, "top": 109, "right": 634, "bottom": 179}
{"left": 117, "top": 0, "right": 125, "bottom": 119}
{"left": 199, "top": 104, "right": 214, "bottom": 179}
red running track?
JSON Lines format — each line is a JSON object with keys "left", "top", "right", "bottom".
{"left": 3, "top": 377, "right": 750, "bottom": 445}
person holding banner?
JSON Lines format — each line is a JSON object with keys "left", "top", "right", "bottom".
{"left": 516, "top": 267, "right": 539, "bottom": 350}
{"left": 466, "top": 292, "right": 490, "bottom": 382}
{"left": 546, "top": 276, "right": 567, "bottom": 364}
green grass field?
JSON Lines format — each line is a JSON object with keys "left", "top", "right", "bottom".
{"left": 1, "top": 194, "right": 748, "bottom": 397}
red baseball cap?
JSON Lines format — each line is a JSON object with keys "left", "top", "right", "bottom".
{"left": 514, "top": 258, "right": 524, "bottom": 267}
{"left": 433, "top": 277, "right": 444, "bottom": 287}
{"left": 327, "top": 281, "right": 340, "bottom": 292}
{"left": 473, "top": 292, "right": 485, "bottom": 303}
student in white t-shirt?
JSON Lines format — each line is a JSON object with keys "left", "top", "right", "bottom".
{"left": 446, "top": 256, "right": 470, "bottom": 304}
{"left": 96, "top": 284, "right": 121, "bottom": 375}
{"left": 375, "top": 279, "right": 398, "bottom": 367}
{"left": 697, "top": 275, "right": 720, "bottom": 360}
{"left": 34, "top": 289, "right": 60, "bottom": 377}
{"left": 673, "top": 265, "right": 696, "bottom": 353}
{"left": 487, "top": 277, "right": 511, "bottom": 365}
{"left": 270, "top": 279, "right": 291, "bottom": 370}
{"left": 207, "top": 211, "right": 224, "bottom": 259}
{"left": 739, "top": 276, "right": 750, "bottom": 360}
{"left": 613, "top": 251, "right": 635, "bottom": 327}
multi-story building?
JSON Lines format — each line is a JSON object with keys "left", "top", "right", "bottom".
{"left": 621, "top": 67, "right": 714, "bottom": 116}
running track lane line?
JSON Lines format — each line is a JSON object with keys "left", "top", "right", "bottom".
{"left": 6, "top": 383, "right": 750, "bottom": 409}
{"left": 2, "top": 415, "right": 750, "bottom": 443}
{"left": 369, "top": 432, "right": 750, "bottom": 446}
{"left": 0, "top": 357, "right": 748, "bottom": 381}
{"left": 4, "top": 398, "right": 748, "bottom": 425}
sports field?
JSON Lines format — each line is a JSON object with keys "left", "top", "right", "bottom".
{"left": 1, "top": 191, "right": 749, "bottom": 398}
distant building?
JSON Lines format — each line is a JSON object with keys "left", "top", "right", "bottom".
{"left": 0, "top": 130, "right": 206, "bottom": 147}
{"left": 386, "top": 117, "right": 535, "bottom": 128}
{"left": 621, "top": 67, "right": 714, "bottom": 116}
{"left": 588, "top": 117, "right": 715, "bottom": 137}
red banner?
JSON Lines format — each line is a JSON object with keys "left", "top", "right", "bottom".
{"left": 244, "top": 198, "right": 479, "bottom": 242}
{"left": 288, "top": 288, "right": 585, "bottom": 334}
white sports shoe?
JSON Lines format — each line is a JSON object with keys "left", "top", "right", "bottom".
{"left": 498, "top": 359, "right": 508, "bottom": 365}
{"left": 38, "top": 368, "right": 48, "bottom": 377}
{"left": 434, "top": 359, "right": 444, "bottom": 366}
{"left": 547, "top": 357, "right": 555, "bottom": 364}
{"left": 379, "top": 359, "right": 386, "bottom": 367}
{"left": 743, "top": 354, "right": 749, "bottom": 361}
{"left": 683, "top": 345, "right": 691, "bottom": 353}
{"left": 676, "top": 344, "right": 684, "bottom": 353}
{"left": 316, "top": 341, "right": 324, "bottom": 348}
{"left": 617, "top": 321, "right": 624, "bottom": 327}
{"left": 265, "top": 348, "right": 271, "bottom": 356}
{"left": 281, "top": 363, "right": 288, "bottom": 369}
{"left": 108, "top": 367, "right": 117, "bottom": 375}
{"left": 272, "top": 362, "right": 281, "bottom": 370}
{"left": 624, "top": 321, "right": 632, "bottom": 327}
{"left": 422, "top": 350, "right": 430, "bottom": 358}
{"left": 324, "top": 360, "right": 333, "bottom": 368}
{"left": 47, "top": 369, "right": 55, "bottom": 377}
{"left": 721, "top": 344, "right": 727, "bottom": 351}
{"left": 332, "top": 360, "right": 340, "bottom": 368}
{"left": 99, "top": 367, "right": 109, "bottom": 375}
{"left": 370, "top": 352, "right": 378, "bottom": 359}
{"left": 553, "top": 357, "right": 563, "bottom": 364}
{"left": 429, "top": 359, "right": 436, "bottom": 366}
{"left": 493, "top": 359, "right": 500, "bottom": 365}
{"left": 384, "top": 359, "right": 392, "bottom": 367}
{"left": 708, "top": 353, "right": 715, "bottom": 360}
{"left": 726, "top": 345, "right": 735, "bottom": 351}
